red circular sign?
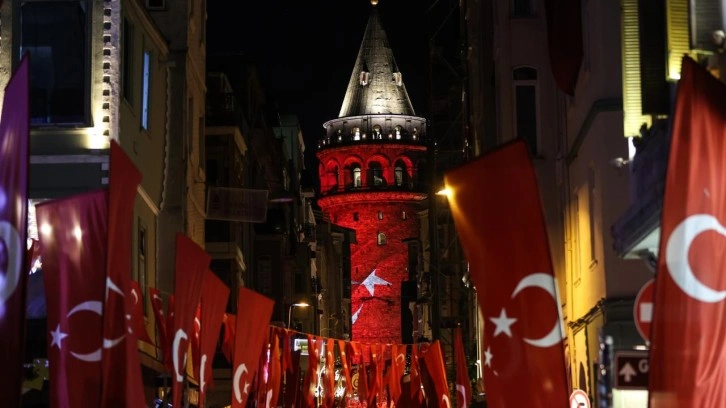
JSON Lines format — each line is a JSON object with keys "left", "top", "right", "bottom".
{"left": 634, "top": 279, "right": 655, "bottom": 342}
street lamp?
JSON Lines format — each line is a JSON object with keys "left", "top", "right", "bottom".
{"left": 287, "top": 302, "right": 310, "bottom": 329}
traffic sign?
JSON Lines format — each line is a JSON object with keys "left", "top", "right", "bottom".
{"left": 634, "top": 279, "right": 655, "bottom": 342}
{"left": 569, "top": 389, "right": 590, "bottom": 408}
{"left": 614, "top": 350, "right": 649, "bottom": 389}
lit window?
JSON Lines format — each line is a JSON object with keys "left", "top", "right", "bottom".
{"left": 353, "top": 167, "right": 362, "bottom": 187}
{"left": 373, "top": 125, "right": 382, "bottom": 139}
{"left": 401, "top": 211, "right": 407, "bottom": 220}
{"left": 353, "top": 127, "right": 361, "bottom": 141}
{"left": 141, "top": 50, "right": 151, "bottom": 129}
{"left": 377, "top": 232, "right": 387, "bottom": 246}
{"left": 370, "top": 162, "right": 384, "bottom": 186}
{"left": 395, "top": 166, "right": 403, "bottom": 186}
{"left": 378, "top": 211, "right": 383, "bottom": 220}
{"left": 395, "top": 126, "right": 402, "bottom": 139}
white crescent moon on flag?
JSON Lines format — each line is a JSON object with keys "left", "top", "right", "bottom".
{"left": 395, "top": 352, "right": 405, "bottom": 365}
{"left": 666, "top": 214, "right": 726, "bottom": 303}
{"left": 200, "top": 354, "right": 207, "bottom": 392}
{"left": 172, "top": 329, "right": 188, "bottom": 382}
{"left": 0, "top": 221, "right": 22, "bottom": 307}
{"left": 67, "top": 301, "right": 104, "bottom": 362}
{"left": 265, "top": 389, "right": 273, "bottom": 408}
{"left": 131, "top": 288, "right": 139, "bottom": 305}
{"left": 442, "top": 394, "right": 451, "bottom": 408}
{"left": 233, "top": 363, "right": 248, "bottom": 403}
{"left": 511, "top": 273, "right": 564, "bottom": 348}
{"left": 456, "top": 384, "right": 467, "bottom": 408}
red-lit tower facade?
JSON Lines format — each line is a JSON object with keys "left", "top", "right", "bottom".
{"left": 317, "top": 6, "right": 428, "bottom": 345}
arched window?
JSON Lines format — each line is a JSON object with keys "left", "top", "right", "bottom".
{"left": 353, "top": 166, "right": 362, "bottom": 187}
{"left": 395, "top": 166, "right": 403, "bottom": 186}
{"left": 395, "top": 125, "right": 402, "bottom": 140}
{"left": 377, "top": 232, "right": 387, "bottom": 246}
{"left": 394, "top": 159, "right": 408, "bottom": 187}
{"left": 369, "top": 162, "right": 384, "bottom": 187}
{"left": 373, "top": 125, "right": 382, "bottom": 139}
{"left": 353, "top": 127, "right": 361, "bottom": 141}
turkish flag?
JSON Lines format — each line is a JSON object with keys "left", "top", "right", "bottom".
{"left": 149, "top": 287, "right": 168, "bottom": 354}
{"left": 422, "top": 341, "right": 451, "bottom": 408}
{"left": 37, "top": 190, "right": 108, "bottom": 408}
{"left": 192, "top": 303, "right": 202, "bottom": 376}
{"left": 454, "top": 328, "right": 472, "bottom": 408}
{"left": 323, "top": 338, "right": 336, "bottom": 408}
{"left": 166, "top": 293, "right": 175, "bottom": 369}
{"left": 281, "top": 327, "right": 293, "bottom": 373}
{"left": 170, "top": 234, "right": 211, "bottom": 408}
{"left": 231, "top": 286, "right": 274, "bottom": 408}
{"left": 408, "top": 345, "right": 424, "bottom": 405}
{"left": 367, "top": 344, "right": 380, "bottom": 406}
{"left": 198, "top": 270, "right": 230, "bottom": 408}
{"left": 266, "top": 332, "right": 282, "bottom": 408}
{"left": 101, "top": 140, "right": 145, "bottom": 408}
{"left": 649, "top": 57, "right": 726, "bottom": 407}
{"left": 544, "top": 0, "right": 582, "bottom": 95}
{"left": 388, "top": 344, "right": 404, "bottom": 404}
{"left": 302, "top": 335, "right": 323, "bottom": 407}
{"left": 284, "top": 348, "right": 302, "bottom": 408}
{"left": 339, "top": 339, "right": 353, "bottom": 397}
{"left": 0, "top": 54, "right": 29, "bottom": 407}
{"left": 128, "top": 281, "right": 153, "bottom": 344}
{"left": 222, "top": 313, "right": 236, "bottom": 363}
{"left": 445, "top": 140, "right": 569, "bottom": 407}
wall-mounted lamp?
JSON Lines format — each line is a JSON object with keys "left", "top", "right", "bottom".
{"left": 287, "top": 302, "right": 310, "bottom": 328}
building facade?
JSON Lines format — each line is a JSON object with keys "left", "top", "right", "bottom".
{"left": 316, "top": 5, "right": 429, "bottom": 345}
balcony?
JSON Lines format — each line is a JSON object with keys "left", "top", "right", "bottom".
{"left": 611, "top": 119, "right": 671, "bottom": 261}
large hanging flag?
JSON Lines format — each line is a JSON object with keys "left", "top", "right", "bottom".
{"left": 544, "top": 0, "right": 582, "bottom": 95}
{"left": 338, "top": 339, "right": 353, "bottom": 397}
{"left": 421, "top": 341, "right": 451, "bottom": 407}
{"left": 0, "top": 54, "right": 30, "bottom": 408}
{"left": 128, "top": 280, "right": 153, "bottom": 344}
{"left": 454, "top": 327, "right": 472, "bottom": 408}
{"left": 198, "top": 270, "right": 230, "bottom": 408}
{"left": 231, "top": 286, "right": 274, "bottom": 408}
{"left": 222, "top": 313, "right": 236, "bottom": 363}
{"left": 149, "top": 287, "right": 168, "bottom": 355}
{"left": 445, "top": 140, "right": 569, "bottom": 407}
{"left": 101, "top": 140, "right": 145, "bottom": 408}
{"left": 170, "top": 234, "right": 211, "bottom": 408}
{"left": 388, "top": 343, "right": 404, "bottom": 404}
{"left": 37, "top": 190, "right": 109, "bottom": 408}
{"left": 266, "top": 332, "right": 282, "bottom": 408}
{"left": 649, "top": 57, "right": 726, "bottom": 407}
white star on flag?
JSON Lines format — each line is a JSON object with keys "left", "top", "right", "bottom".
{"left": 352, "top": 305, "right": 363, "bottom": 325}
{"left": 360, "top": 269, "right": 391, "bottom": 296}
{"left": 490, "top": 308, "right": 517, "bottom": 337}
{"left": 50, "top": 324, "right": 69, "bottom": 349}
{"left": 484, "top": 346, "right": 493, "bottom": 367}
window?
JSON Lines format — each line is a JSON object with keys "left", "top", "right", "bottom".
{"left": 377, "top": 232, "right": 387, "bottom": 246}
{"left": 378, "top": 211, "right": 383, "bottom": 220}
{"left": 373, "top": 125, "right": 382, "bottom": 139}
{"left": 141, "top": 50, "right": 151, "bottom": 129}
{"left": 369, "top": 162, "right": 384, "bottom": 187}
{"left": 123, "top": 18, "right": 134, "bottom": 103}
{"left": 395, "top": 125, "right": 402, "bottom": 139}
{"left": 512, "top": 0, "right": 534, "bottom": 16}
{"left": 145, "top": 0, "right": 165, "bottom": 9}
{"left": 21, "top": 1, "right": 88, "bottom": 124}
{"left": 401, "top": 211, "right": 407, "bottom": 220}
{"left": 395, "top": 166, "right": 403, "bottom": 186}
{"left": 353, "top": 127, "right": 361, "bottom": 141}
{"left": 513, "top": 67, "right": 539, "bottom": 155}
{"left": 138, "top": 222, "right": 148, "bottom": 314}
{"left": 353, "top": 166, "right": 362, "bottom": 187}
{"left": 353, "top": 212, "right": 359, "bottom": 221}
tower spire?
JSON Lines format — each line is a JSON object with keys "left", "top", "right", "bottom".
{"left": 338, "top": 8, "right": 415, "bottom": 117}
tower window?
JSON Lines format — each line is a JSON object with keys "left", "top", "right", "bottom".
{"left": 378, "top": 211, "right": 383, "bottom": 220}
{"left": 373, "top": 125, "right": 382, "bottom": 139}
{"left": 395, "top": 166, "right": 403, "bottom": 186}
{"left": 354, "top": 212, "right": 359, "bottom": 221}
{"left": 395, "top": 125, "right": 402, "bottom": 139}
{"left": 377, "top": 232, "right": 387, "bottom": 246}
{"left": 369, "top": 162, "right": 384, "bottom": 187}
{"left": 401, "top": 211, "right": 407, "bottom": 220}
{"left": 359, "top": 71, "right": 370, "bottom": 86}
{"left": 353, "top": 127, "right": 361, "bottom": 141}
{"left": 353, "top": 166, "right": 362, "bottom": 187}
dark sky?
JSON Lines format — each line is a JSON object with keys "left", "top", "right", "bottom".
{"left": 207, "top": 0, "right": 431, "bottom": 174}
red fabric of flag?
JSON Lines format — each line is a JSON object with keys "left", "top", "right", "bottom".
{"left": 170, "top": 234, "right": 211, "bottom": 408}
{"left": 165, "top": 294, "right": 176, "bottom": 371}
{"left": 231, "top": 286, "right": 274, "bottom": 408}
{"left": 149, "top": 287, "right": 168, "bottom": 355}
{"left": 302, "top": 335, "right": 322, "bottom": 407}
{"left": 0, "top": 54, "right": 30, "bottom": 408}
{"left": 339, "top": 339, "right": 353, "bottom": 396}
{"left": 445, "top": 140, "right": 569, "bottom": 407}
{"left": 422, "top": 341, "right": 451, "bottom": 407}
{"left": 101, "top": 140, "right": 145, "bottom": 408}
{"left": 281, "top": 327, "right": 293, "bottom": 373}
{"left": 128, "top": 280, "right": 153, "bottom": 344}
{"left": 454, "top": 327, "right": 472, "bottom": 408}
{"left": 388, "top": 344, "right": 403, "bottom": 404}
{"left": 37, "top": 190, "right": 108, "bottom": 408}
{"left": 222, "top": 313, "right": 236, "bottom": 363}
{"left": 544, "top": 0, "right": 582, "bottom": 95}
{"left": 284, "top": 348, "right": 302, "bottom": 408}
{"left": 323, "top": 338, "right": 336, "bottom": 408}
{"left": 198, "top": 270, "right": 230, "bottom": 408}
{"left": 649, "top": 57, "right": 726, "bottom": 407}
{"left": 267, "top": 332, "right": 282, "bottom": 408}
{"left": 192, "top": 303, "right": 202, "bottom": 377}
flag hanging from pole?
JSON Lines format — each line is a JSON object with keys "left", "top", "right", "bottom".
{"left": 231, "top": 286, "right": 274, "bottom": 408}
{"left": 649, "top": 56, "right": 726, "bottom": 407}
{"left": 129, "top": 280, "right": 153, "bottom": 344}
{"left": 0, "top": 54, "right": 30, "bottom": 408}
{"left": 454, "top": 327, "right": 472, "bottom": 408}
{"left": 170, "top": 234, "right": 210, "bottom": 408}
{"left": 445, "top": 140, "right": 569, "bottom": 407}
{"left": 37, "top": 190, "right": 109, "bottom": 408}
{"left": 198, "top": 270, "right": 230, "bottom": 408}
{"left": 101, "top": 140, "right": 145, "bottom": 408}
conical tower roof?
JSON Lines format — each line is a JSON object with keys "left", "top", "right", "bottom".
{"left": 338, "top": 8, "right": 416, "bottom": 117}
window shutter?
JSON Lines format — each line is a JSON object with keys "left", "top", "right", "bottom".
{"left": 622, "top": 0, "right": 650, "bottom": 137}
{"left": 666, "top": 0, "right": 690, "bottom": 80}
{"left": 690, "top": 0, "right": 725, "bottom": 52}
{"left": 638, "top": 0, "right": 670, "bottom": 115}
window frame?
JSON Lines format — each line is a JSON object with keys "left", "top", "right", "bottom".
{"left": 141, "top": 48, "right": 151, "bottom": 130}
{"left": 512, "top": 66, "right": 540, "bottom": 156}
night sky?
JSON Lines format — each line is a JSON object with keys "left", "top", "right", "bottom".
{"left": 207, "top": 0, "right": 431, "bottom": 174}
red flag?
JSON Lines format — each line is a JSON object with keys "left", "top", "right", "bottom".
{"left": 198, "top": 270, "right": 230, "bottom": 408}
{"left": 454, "top": 328, "right": 472, "bottom": 408}
{"left": 302, "top": 335, "right": 323, "bottom": 407}
{"left": 149, "top": 287, "right": 168, "bottom": 354}
{"left": 266, "top": 332, "right": 282, "bottom": 408}
{"left": 388, "top": 344, "right": 403, "bottom": 404}
{"left": 222, "top": 313, "right": 236, "bottom": 363}
{"left": 323, "top": 338, "right": 336, "bottom": 408}
{"left": 544, "top": 0, "right": 582, "bottom": 95}
{"left": 192, "top": 303, "right": 202, "bottom": 375}
{"left": 170, "top": 234, "right": 211, "bottom": 408}
{"left": 284, "top": 348, "right": 302, "bottom": 408}
{"left": 408, "top": 344, "right": 424, "bottom": 405}
{"left": 282, "top": 327, "right": 293, "bottom": 373}
{"left": 445, "top": 140, "right": 569, "bottom": 407}
{"left": 649, "top": 57, "right": 726, "bottom": 407}
{"left": 128, "top": 280, "right": 153, "bottom": 344}
{"left": 231, "top": 286, "right": 274, "bottom": 408}
{"left": 422, "top": 341, "right": 451, "bottom": 407}
{"left": 166, "top": 293, "right": 175, "bottom": 367}
{"left": 366, "top": 344, "right": 380, "bottom": 407}
{"left": 339, "top": 339, "right": 353, "bottom": 397}
{"left": 101, "top": 141, "right": 145, "bottom": 408}
{"left": 0, "top": 54, "right": 29, "bottom": 407}
{"left": 37, "top": 190, "right": 108, "bottom": 407}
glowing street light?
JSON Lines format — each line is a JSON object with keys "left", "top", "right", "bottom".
{"left": 287, "top": 302, "right": 310, "bottom": 329}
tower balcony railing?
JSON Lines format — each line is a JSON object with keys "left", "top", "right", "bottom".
{"left": 319, "top": 114, "right": 428, "bottom": 149}
{"left": 320, "top": 180, "right": 429, "bottom": 196}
